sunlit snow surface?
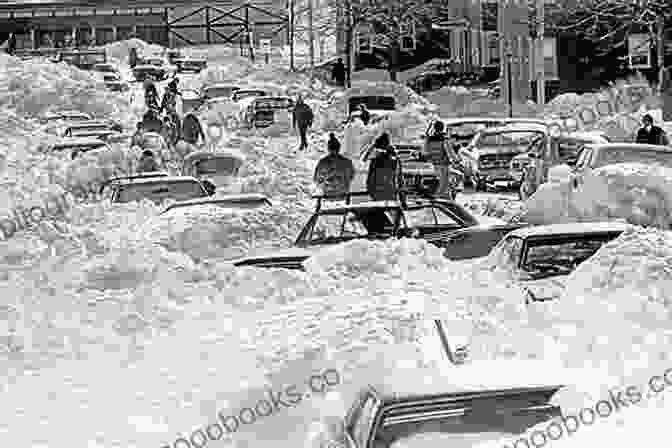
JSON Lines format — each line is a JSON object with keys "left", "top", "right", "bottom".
{"left": 0, "top": 42, "right": 671, "bottom": 448}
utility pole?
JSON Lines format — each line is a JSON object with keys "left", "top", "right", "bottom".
{"left": 289, "top": 0, "right": 295, "bottom": 71}
{"left": 657, "top": 13, "right": 665, "bottom": 95}
{"left": 536, "top": 0, "right": 545, "bottom": 105}
{"left": 308, "top": 0, "right": 315, "bottom": 82}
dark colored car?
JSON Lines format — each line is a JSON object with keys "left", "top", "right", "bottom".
{"left": 232, "top": 192, "right": 512, "bottom": 269}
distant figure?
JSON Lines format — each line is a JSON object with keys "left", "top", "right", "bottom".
{"left": 423, "top": 120, "right": 460, "bottom": 198}
{"left": 292, "top": 95, "right": 314, "bottom": 151}
{"left": 181, "top": 112, "right": 205, "bottom": 146}
{"left": 331, "top": 58, "right": 346, "bottom": 87}
{"left": 131, "top": 122, "right": 144, "bottom": 147}
{"left": 138, "top": 149, "right": 160, "bottom": 173}
{"left": 366, "top": 133, "right": 401, "bottom": 201}
{"left": 662, "top": 66, "right": 672, "bottom": 122}
{"left": 129, "top": 47, "right": 138, "bottom": 68}
{"left": 358, "top": 104, "right": 371, "bottom": 126}
{"left": 313, "top": 133, "right": 355, "bottom": 196}
{"left": 635, "top": 114, "right": 669, "bottom": 146}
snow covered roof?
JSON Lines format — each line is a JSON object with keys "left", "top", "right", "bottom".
{"left": 114, "top": 176, "right": 202, "bottom": 186}
{"left": 319, "top": 200, "right": 401, "bottom": 213}
{"left": 592, "top": 143, "right": 671, "bottom": 153}
{"left": 52, "top": 137, "right": 107, "bottom": 146}
{"left": 509, "top": 222, "right": 629, "bottom": 239}
{"left": 481, "top": 123, "right": 548, "bottom": 134}
{"left": 183, "top": 149, "right": 246, "bottom": 163}
{"left": 369, "top": 361, "right": 567, "bottom": 403}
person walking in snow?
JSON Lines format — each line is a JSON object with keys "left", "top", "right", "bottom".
{"left": 635, "top": 114, "right": 669, "bottom": 146}
{"left": 137, "top": 149, "right": 160, "bottom": 173}
{"left": 292, "top": 95, "right": 314, "bottom": 151}
{"left": 423, "top": 120, "right": 461, "bottom": 198}
{"left": 357, "top": 104, "right": 371, "bottom": 126}
{"left": 181, "top": 112, "right": 205, "bottom": 146}
{"left": 314, "top": 133, "right": 355, "bottom": 196}
{"left": 144, "top": 80, "right": 159, "bottom": 112}
{"left": 161, "top": 78, "right": 181, "bottom": 132}
{"left": 366, "top": 133, "right": 401, "bottom": 201}
{"left": 331, "top": 58, "right": 346, "bottom": 87}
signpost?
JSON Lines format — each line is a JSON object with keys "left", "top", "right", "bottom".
{"left": 260, "top": 38, "right": 271, "bottom": 64}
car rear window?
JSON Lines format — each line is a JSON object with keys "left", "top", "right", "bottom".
{"left": 116, "top": 181, "right": 206, "bottom": 204}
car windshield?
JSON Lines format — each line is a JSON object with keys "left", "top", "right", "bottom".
{"left": 116, "top": 181, "right": 206, "bottom": 204}
{"left": 478, "top": 131, "right": 545, "bottom": 148}
{"left": 204, "top": 87, "right": 239, "bottom": 98}
{"left": 255, "top": 98, "right": 293, "bottom": 109}
{"left": 521, "top": 233, "right": 621, "bottom": 278}
{"left": 53, "top": 143, "right": 105, "bottom": 152}
{"left": 402, "top": 206, "right": 462, "bottom": 228}
{"left": 597, "top": 148, "right": 672, "bottom": 169}
{"left": 306, "top": 208, "right": 397, "bottom": 244}
{"left": 194, "top": 157, "right": 242, "bottom": 176}
{"left": 68, "top": 124, "right": 110, "bottom": 132}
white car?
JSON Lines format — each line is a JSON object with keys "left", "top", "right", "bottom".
{"left": 482, "top": 221, "right": 628, "bottom": 303}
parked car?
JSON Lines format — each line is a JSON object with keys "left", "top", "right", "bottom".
{"left": 232, "top": 192, "right": 506, "bottom": 269}
{"left": 440, "top": 117, "right": 548, "bottom": 154}
{"left": 132, "top": 64, "right": 169, "bottom": 82}
{"left": 62, "top": 120, "right": 123, "bottom": 139}
{"left": 514, "top": 131, "right": 611, "bottom": 199}
{"left": 483, "top": 221, "right": 627, "bottom": 303}
{"left": 174, "top": 57, "right": 207, "bottom": 73}
{"left": 57, "top": 50, "right": 106, "bottom": 70}
{"left": 40, "top": 110, "right": 92, "bottom": 125}
{"left": 232, "top": 89, "right": 268, "bottom": 103}
{"left": 243, "top": 95, "right": 294, "bottom": 128}
{"left": 160, "top": 194, "right": 272, "bottom": 214}
{"left": 181, "top": 149, "right": 246, "bottom": 189}
{"left": 347, "top": 95, "right": 396, "bottom": 124}
{"left": 459, "top": 123, "right": 548, "bottom": 190}
{"left": 92, "top": 63, "right": 119, "bottom": 74}
{"left": 40, "top": 137, "right": 111, "bottom": 159}
{"left": 321, "top": 367, "right": 563, "bottom": 448}
{"left": 200, "top": 84, "right": 241, "bottom": 101}
{"left": 101, "top": 175, "right": 213, "bottom": 204}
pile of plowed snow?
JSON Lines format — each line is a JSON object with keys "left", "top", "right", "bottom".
{"left": 0, "top": 52, "right": 133, "bottom": 126}
{"left": 520, "top": 163, "right": 672, "bottom": 228}
{"left": 104, "top": 38, "right": 164, "bottom": 65}
{"left": 425, "top": 85, "right": 541, "bottom": 118}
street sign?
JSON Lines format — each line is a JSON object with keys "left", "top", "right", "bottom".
{"left": 260, "top": 39, "right": 271, "bottom": 53}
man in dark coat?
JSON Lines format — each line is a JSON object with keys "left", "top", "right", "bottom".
{"left": 331, "top": 58, "right": 346, "bottom": 87}
{"left": 181, "top": 113, "right": 205, "bottom": 146}
{"left": 366, "top": 133, "right": 401, "bottom": 201}
{"left": 292, "top": 95, "right": 314, "bottom": 151}
{"left": 313, "top": 133, "right": 355, "bottom": 196}
{"left": 635, "top": 114, "right": 669, "bottom": 146}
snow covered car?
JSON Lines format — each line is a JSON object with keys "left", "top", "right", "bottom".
{"left": 232, "top": 193, "right": 502, "bottom": 269}
{"left": 40, "top": 110, "right": 92, "bottom": 125}
{"left": 40, "top": 137, "right": 111, "bottom": 159}
{"left": 102, "top": 175, "right": 213, "bottom": 205}
{"left": 181, "top": 149, "right": 246, "bottom": 190}
{"left": 513, "top": 131, "right": 610, "bottom": 199}
{"left": 243, "top": 96, "right": 294, "bottom": 128}
{"left": 200, "top": 84, "right": 241, "bottom": 101}
{"left": 62, "top": 121, "right": 122, "bottom": 141}
{"left": 58, "top": 50, "right": 106, "bottom": 70}
{"left": 320, "top": 367, "right": 562, "bottom": 448}
{"left": 347, "top": 95, "right": 396, "bottom": 124}
{"left": 440, "top": 117, "right": 547, "bottom": 154}
{"left": 460, "top": 123, "right": 548, "bottom": 190}
{"left": 483, "top": 222, "right": 627, "bottom": 303}
{"left": 160, "top": 194, "right": 271, "bottom": 214}
{"left": 231, "top": 89, "right": 268, "bottom": 102}
{"left": 132, "top": 64, "right": 169, "bottom": 82}
{"left": 174, "top": 57, "right": 207, "bottom": 73}
{"left": 571, "top": 143, "right": 672, "bottom": 189}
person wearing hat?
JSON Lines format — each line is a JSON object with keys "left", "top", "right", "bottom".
{"left": 138, "top": 149, "right": 160, "bottom": 173}
{"left": 161, "top": 78, "right": 181, "bottom": 131}
{"left": 313, "top": 133, "right": 355, "bottom": 196}
{"left": 366, "top": 132, "right": 401, "bottom": 201}
{"left": 635, "top": 114, "right": 668, "bottom": 146}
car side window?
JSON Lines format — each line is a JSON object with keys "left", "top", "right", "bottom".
{"left": 404, "top": 207, "right": 460, "bottom": 227}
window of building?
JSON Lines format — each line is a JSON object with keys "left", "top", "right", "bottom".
{"left": 543, "top": 36, "right": 558, "bottom": 80}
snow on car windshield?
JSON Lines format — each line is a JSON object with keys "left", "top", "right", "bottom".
{"left": 478, "top": 131, "right": 545, "bottom": 147}
{"left": 116, "top": 181, "right": 205, "bottom": 203}
{"left": 521, "top": 235, "right": 619, "bottom": 277}
{"left": 195, "top": 157, "right": 241, "bottom": 175}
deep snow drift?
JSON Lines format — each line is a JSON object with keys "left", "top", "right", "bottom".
{"left": 1, "top": 40, "right": 671, "bottom": 448}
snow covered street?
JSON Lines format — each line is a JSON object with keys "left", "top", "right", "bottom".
{"left": 1, "top": 39, "right": 672, "bottom": 448}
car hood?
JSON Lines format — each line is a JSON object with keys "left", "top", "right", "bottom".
{"left": 521, "top": 276, "right": 567, "bottom": 303}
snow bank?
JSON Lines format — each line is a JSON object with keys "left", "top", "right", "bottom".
{"left": 520, "top": 163, "right": 672, "bottom": 228}
{"left": 425, "top": 86, "right": 541, "bottom": 119}
{"left": 104, "top": 38, "right": 164, "bottom": 65}
{"left": 0, "top": 52, "right": 132, "bottom": 126}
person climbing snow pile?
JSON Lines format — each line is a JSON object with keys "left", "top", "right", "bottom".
{"left": 292, "top": 95, "right": 314, "bottom": 151}
{"left": 313, "top": 133, "right": 355, "bottom": 196}
{"left": 366, "top": 133, "right": 401, "bottom": 201}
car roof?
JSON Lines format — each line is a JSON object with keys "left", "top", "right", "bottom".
{"left": 114, "top": 176, "right": 202, "bottom": 186}
{"left": 65, "top": 120, "right": 112, "bottom": 127}
{"left": 368, "top": 363, "right": 565, "bottom": 405}
{"left": 566, "top": 131, "right": 609, "bottom": 141}
{"left": 162, "top": 194, "right": 271, "bottom": 212}
{"left": 183, "top": 149, "right": 246, "bottom": 162}
{"left": 442, "top": 117, "right": 546, "bottom": 126}
{"left": 46, "top": 110, "right": 91, "bottom": 118}
{"left": 203, "top": 83, "right": 240, "bottom": 90}
{"left": 53, "top": 137, "right": 107, "bottom": 146}
{"left": 588, "top": 143, "right": 672, "bottom": 153}
{"left": 479, "top": 123, "right": 548, "bottom": 134}
{"left": 508, "top": 221, "right": 629, "bottom": 239}
{"left": 318, "top": 200, "right": 402, "bottom": 213}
